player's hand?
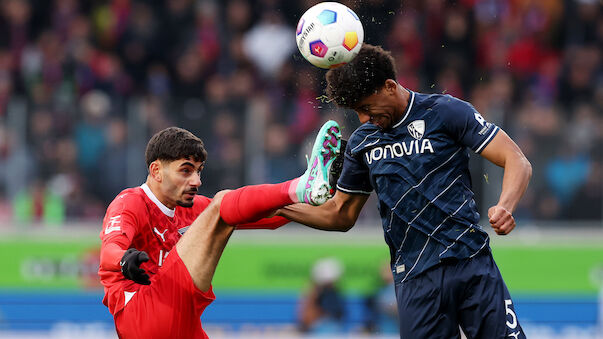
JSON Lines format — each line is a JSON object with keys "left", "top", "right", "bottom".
{"left": 120, "top": 248, "right": 151, "bottom": 285}
{"left": 488, "top": 205, "right": 515, "bottom": 235}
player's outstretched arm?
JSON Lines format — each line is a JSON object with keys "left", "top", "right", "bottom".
{"left": 480, "top": 130, "right": 532, "bottom": 235}
{"left": 277, "top": 190, "right": 368, "bottom": 231}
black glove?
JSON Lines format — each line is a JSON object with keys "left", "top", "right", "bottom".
{"left": 120, "top": 248, "right": 151, "bottom": 285}
{"left": 329, "top": 139, "right": 347, "bottom": 192}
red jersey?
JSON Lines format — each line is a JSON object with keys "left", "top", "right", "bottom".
{"left": 99, "top": 184, "right": 288, "bottom": 316}
{"left": 99, "top": 184, "right": 211, "bottom": 315}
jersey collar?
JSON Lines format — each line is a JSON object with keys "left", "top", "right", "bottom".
{"left": 392, "top": 90, "right": 415, "bottom": 129}
{"left": 140, "top": 183, "right": 176, "bottom": 218}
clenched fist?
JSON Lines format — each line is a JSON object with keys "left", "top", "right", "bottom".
{"left": 488, "top": 205, "right": 515, "bottom": 235}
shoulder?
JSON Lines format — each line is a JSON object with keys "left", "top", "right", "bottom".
{"left": 415, "top": 94, "right": 479, "bottom": 130}
{"left": 102, "top": 187, "right": 148, "bottom": 235}
{"left": 347, "top": 123, "right": 380, "bottom": 154}
{"left": 431, "top": 94, "right": 475, "bottom": 116}
{"left": 401, "top": 92, "right": 472, "bottom": 125}
{"left": 350, "top": 123, "right": 379, "bottom": 141}
{"left": 106, "top": 187, "right": 147, "bottom": 216}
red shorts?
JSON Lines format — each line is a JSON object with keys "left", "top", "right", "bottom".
{"left": 114, "top": 248, "right": 215, "bottom": 339}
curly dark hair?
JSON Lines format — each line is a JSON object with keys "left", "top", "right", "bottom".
{"left": 145, "top": 127, "right": 207, "bottom": 168}
{"left": 325, "top": 44, "right": 397, "bottom": 108}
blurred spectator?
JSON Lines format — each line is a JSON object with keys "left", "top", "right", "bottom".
{"left": 242, "top": 10, "right": 295, "bottom": 78}
{"left": 172, "top": 46, "right": 206, "bottom": 98}
{"left": 545, "top": 145, "right": 590, "bottom": 205}
{"left": 364, "top": 263, "right": 398, "bottom": 334}
{"left": 562, "top": 0, "right": 600, "bottom": 47}
{"left": 0, "top": 123, "right": 32, "bottom": 200}
{"left": 118, "top": 1, "right": 157, "bottom": 86}
{"left": 558, "top": 45, "right": 600, "bottom": 108}
{"left": 356, "top": 0, "right": 398, "bottom": 46}
{"left": 264, "top": 123, "right": 298, "bottom": 183}
{"left": 28, "top": 108, "right": 57, "bottom": 179}
{"left": 201, "top": 109, "right": 244, "bottom": 192}
{"left": 99, "top": 118, "right": 128, "bottom": 204}
{"left": 224, "top": 0, "right": 253, "bottom": 34}
{"left": 387, "top": 12, "right": 422, "bottom": 90}
{"left": 286, "top": 67, "right": 321, "bottom": 144}
{"left": 75, "top": 90, "right": 109, "bottom": 171}
{"left": 0, "top": 50, "right": 12, "bottom": 116}
{"left": 0, "top": 0, "right": 34, "bottom": 78}
{"left": 565, "top": 160, "right": 602, "bottom": 220}
{"left": 298, "top": 257, "right": 346, "bottom": 334}
{"left": 13, "top": 178, "right": 64, "bottom": 225}
{"left": 75, "top": 90, "right": 109, "bottom": 204}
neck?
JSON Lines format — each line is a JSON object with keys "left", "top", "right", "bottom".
{"left": 146, "top": 176, "right": 175, "bottom": 209}
{"left": 393, "top": 85, "right": 410, "bottom": 123}
{"left": 398, "top": 85, "right": 410, "bottom": 112}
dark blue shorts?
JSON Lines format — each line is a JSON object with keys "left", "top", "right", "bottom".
{"left": 395, "top": 250, "right": 525, "bottom": 338}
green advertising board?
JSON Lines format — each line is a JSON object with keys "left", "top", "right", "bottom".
{"left": 0, "top": 230, "right": 602, "bottom": 294}
{"left": 0, "top": 235, "right": 100, "bottom": 289}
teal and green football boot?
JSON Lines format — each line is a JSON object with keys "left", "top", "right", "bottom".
{"left": 296, "top": 120, "right": 342, "bottom": 205}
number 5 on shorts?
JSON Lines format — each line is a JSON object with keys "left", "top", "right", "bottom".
{"left": 505, "top": 299, "right": 517, "bottom": 329}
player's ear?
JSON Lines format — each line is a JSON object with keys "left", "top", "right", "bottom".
{"left": 384, "top": 79, "right": 397, "bottom": 94}
{"left": 149, "top": 160, "right": 162, "bottom": 182}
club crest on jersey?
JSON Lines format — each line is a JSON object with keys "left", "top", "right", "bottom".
{"left": 407, "top": 120, "right": 425, "bottom": 140}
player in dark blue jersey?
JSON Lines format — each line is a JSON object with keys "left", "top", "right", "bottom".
{"left": 278, "top": 45, "right": 532, "bottom": 338}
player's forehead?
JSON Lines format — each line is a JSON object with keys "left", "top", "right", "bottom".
{"left": 169, "top": 156, "right": 204, "bottom": 169}
{"left": 353, "top": 91, "right": 382, "bottom": 109}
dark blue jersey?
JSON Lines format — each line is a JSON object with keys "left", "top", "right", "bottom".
{"left": 338, "top": 90, "right": 500, "bottom": 283}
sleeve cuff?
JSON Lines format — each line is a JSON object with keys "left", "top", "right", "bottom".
{"left": 474, "top": 126, "right": 499, "bottom": 153}
{"left": 336, "top": 184, "right": 372, "bottom": 195}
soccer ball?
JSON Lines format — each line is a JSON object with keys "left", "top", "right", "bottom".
{"left": 296, "top": 2, "right": 364, "bottom": 69}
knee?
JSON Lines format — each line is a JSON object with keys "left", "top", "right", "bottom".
{"left": 208, "top": 189, "right": 232, "bottom": 215}
{"left": 212, "top": 190, "right": 232, "bottom": 204}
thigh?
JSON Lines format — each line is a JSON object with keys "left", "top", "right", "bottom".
{"left": 176, "top": 190, "right": 235, "bottom": 292}
{"left": 395, "top": 267, "right": 461, "bottom": 339}
{"left": 115, "top": 249, "right": 214, "bottom": 339}
{"left": 458, "top": 253, "right": 526, "bottom": 339}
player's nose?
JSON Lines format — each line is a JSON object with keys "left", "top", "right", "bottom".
{"left": 190, "top": 174, "right": 201, "bottom": 187}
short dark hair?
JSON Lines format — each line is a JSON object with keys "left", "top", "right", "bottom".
{"left": 325, "top": 44, "right": 397, "bottom": 108}
{"left": 145, "top": 127, "right": 207, "bottom": 168}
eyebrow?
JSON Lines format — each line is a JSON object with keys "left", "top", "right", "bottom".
{"left": 179, "top": 161, "right": 200, "bottom": 170}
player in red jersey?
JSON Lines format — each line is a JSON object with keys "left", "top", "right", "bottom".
{"left": 98, "top": 122, "right": 342, "bottom": 339}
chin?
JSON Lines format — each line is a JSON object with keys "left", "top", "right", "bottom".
{"left": 177, "top": 200, "right": 194, "bottom": 208}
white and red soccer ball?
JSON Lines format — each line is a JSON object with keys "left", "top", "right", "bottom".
{"left": 296, "top": 2, "right": 364, "bottom": 69}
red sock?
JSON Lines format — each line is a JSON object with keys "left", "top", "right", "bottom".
{"left": 220, "top": 179, "right": 300, "bottom": 225}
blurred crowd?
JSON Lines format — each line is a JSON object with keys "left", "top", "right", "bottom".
{"left": 0, "top": 0, "right": 600, "bottom": 225}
